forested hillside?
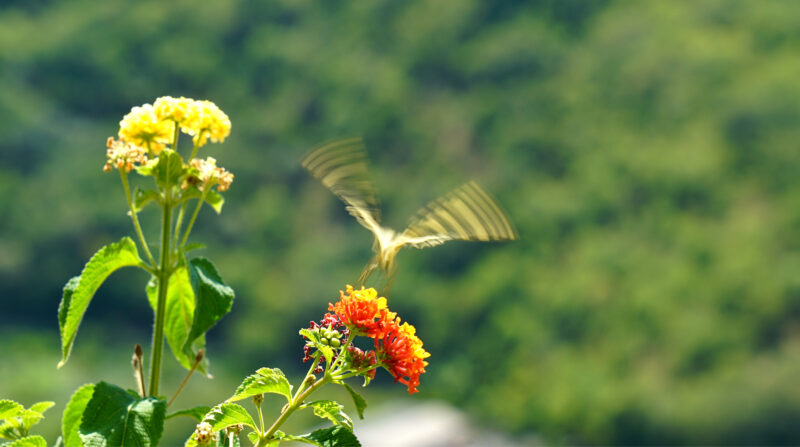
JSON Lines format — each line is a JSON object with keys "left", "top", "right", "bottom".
{"left": 2, "top": 0, "right": 800, "bottom": 443}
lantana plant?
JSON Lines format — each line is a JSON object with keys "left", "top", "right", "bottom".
{"left": 187, "top": 285, "right": 429, "bottom": 446}
{"left": 56, "top": 96, "right": 237, "bottom": 446}
{"left": 1, "top": 94, "right": 519, "bottom": 447}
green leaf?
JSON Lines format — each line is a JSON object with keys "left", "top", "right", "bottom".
{"left": 18, "top": 402, "right": 53, "bottom": 433}
{"left": 62, "top": 384, "right": 95, "bottom": 447}
{"left": 17, "top": 411, "right": 41, "bottom": 435}
{"left": 227, "top": 368, "right": 292, "bottom": 403}
{"left": 166, "top": 406, "right": 211, "bottom": 422}
{"left": 149, "top": 149, "right": 185, "bottom": 189}
{"left": 146, "top": 267, "right": 209, "bottom": 375}
{"left": 200, "top": 403, "right": 256, "bottom": 432}
{"left": 5, "top": 435, "right": 47, "bottom": 447}
{"left": 58, "top": 238, "right": 143, "bottom": 368}
{"left": 182, "top": 258, "right": 234, "bottom": 361}
{"left": 183, "top": 243, "right": 206, "bottom": 253}
{"left": 341, "top": 384, "right": 366, "bottom": 420}
{"left": 26, "top": 403, "right": 53, "bottom": 417}
{"left": 0, "top": 401, "right": 23, "bottom": 421}
{"left": 133, "top": 188, "right": 160, "bottom": 212}
{"left": 78, "top": 382, "right": 166, "bottom": 447}
{"left": 300, "top": 401, "right": 353, "bottom": 430}
{"left": 205, "top": 190, "right": 225, "bottom": 214}
{"left": 246, "top": 432, "right": 259, "bottom": 445}
{"left": 291, "top": 427, "right": 361, "bottom": 447}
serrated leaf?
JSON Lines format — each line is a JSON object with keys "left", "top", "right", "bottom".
{"left": 182, "top": 258, "right": 234, "bottom": 361}
{"left": 133, "top": 188, "right": 160, "bottom": 212}
{"left": 62, "top": 384, "right": 94, "bottom": 447}
{"left": 227, "top": 368, "right": 292, "bottom": 403}
{"left": 78, "top": 382, "right": 166, "bottom": 447}
{"left": 0, "top": 420, "right": 19, "bottom": 440}
{"left": 58, "top": 238, "right": 143, "bottom": 368}
{"left": 146, "top": 268, "right": 209, "bottom": 375}
{"left": 5, "top": 435, "right": 46, "bottom": 447}
{"left": 200, "top": 403, "right": 256, "bottom": 432}
{"left": 150, "top": 149, "right": 185, "bottom": 189}
{"left": 0, "top": 401, "right": 23, "bottom": 421}
{"left": 166, "top": 406, "right": 211, "bottom": 422}
{"left": 294, "top": 426, "right": 360, "bottom": 447}
{"left": 301, "top": 401, "right": 353, "bottom": 430}
{"left": 205, "top": 190, "right": 224, "bottom": 214}
{"left": 341, "top": 384, "right": 366, "bottom": 420}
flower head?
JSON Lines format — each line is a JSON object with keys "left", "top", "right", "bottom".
{"left": 154, "top": 96, "right": 193, "bottom": 123}
{"left": 302, "top": 313, "right": 350, "bottom": 373}
{"left": 184, "top": 157, "right": 234, "bottom": 191}
{"left": 329, "top": 285, "right": 394, "bottom": 337}
{"left": 104, "top": 137, "right": 148, "bottom": 173}
{"left": 194, "top": 422, "right": 216, "bottom": 445}
{"left": 118, "top": 104, "right": 172, "bottom": 154}
{"left": 375, "top": 317, "right": 430, "bottom": 394}
{"left": 182, "top": 100, "right": 231, "bottom": 147}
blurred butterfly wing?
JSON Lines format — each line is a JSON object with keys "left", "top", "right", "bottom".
{"left": 301, "top": 137, "right": 383, "bottom": 234}
{"left": 400, "top": 181, "right": 518, "bottom": 249}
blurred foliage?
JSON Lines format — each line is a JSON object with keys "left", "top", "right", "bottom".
{"left": 2, "top": 0, "right": 800, "bottom": 444}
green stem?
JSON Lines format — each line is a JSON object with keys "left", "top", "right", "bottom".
{"left": 120, "top": 170, "right": 156, "bottom": 266}
{"left": 262, "top": 376, "right": 330, "bottom": 442}
{"left": 330, "top": 332, "right": 356, "bottom": 371}
{"left": 255, "top": 401, "right": 265, "bottom": 433}
{"left": 180, "top": 187, "right": 209, "bottom": 247}
{"left": 189, "top": 136, "right": 202, "bottom": 160}
{"left": 149, "top": 144, "right": 175, "bottom": 397}
{"left": 172, "top": 119, "right": 181, "bottom": 153}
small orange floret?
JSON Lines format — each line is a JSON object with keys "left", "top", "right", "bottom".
{"left": 375, "top": 317, "right": 430, "bottom": 394}
{"left": 329, "top": 285, "right": 393, "bottom": 337}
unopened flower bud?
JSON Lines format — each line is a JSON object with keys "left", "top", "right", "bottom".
{"left": 195, "top": 422, "right": 216, "bottom": 445}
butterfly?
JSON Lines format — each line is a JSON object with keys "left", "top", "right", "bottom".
{"left": 302, "top": 137, "right": 518, "bottom": 289}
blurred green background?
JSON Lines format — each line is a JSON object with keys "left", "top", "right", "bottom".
{"left": 2, "top": 0, "right": 800, "bottom": 444}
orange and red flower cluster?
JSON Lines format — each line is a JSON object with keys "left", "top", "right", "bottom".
{"left": 327, "top": 285, "right": 430, "bottom": 394}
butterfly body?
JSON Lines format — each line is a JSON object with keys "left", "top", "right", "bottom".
{"left": 302, "top": 138, "right": 517, "bottom": 288}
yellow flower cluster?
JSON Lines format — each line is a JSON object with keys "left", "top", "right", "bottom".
{"left": 185, "top": 157, "right": 234, "bottom": 192}
{"left": 118, "top": 96, "right": 231, "bottom": 154}
{"left": 180, "top": 100, "right": 231, "bottom": 147}
{"left": 104, "top": 137, "right": 149, "bottom": 173}
{"left": 119, "top": 104, "right": 172, "bottom": 154}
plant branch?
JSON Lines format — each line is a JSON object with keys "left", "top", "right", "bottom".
{"left": 149, "top": 144, "right": 175, "bottom": 397}
{"left": 167, "top": 350, "right": 204, "bottom": 407}
{"left": 180, "top": 187, "right": 210, "bottom": 247}
{"left": 119, "top": 170, "right": 156, "bottom": 266}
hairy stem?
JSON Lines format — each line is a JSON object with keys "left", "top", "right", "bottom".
{"left": 149, "top": 142, "right": 176, "bottom": 397}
